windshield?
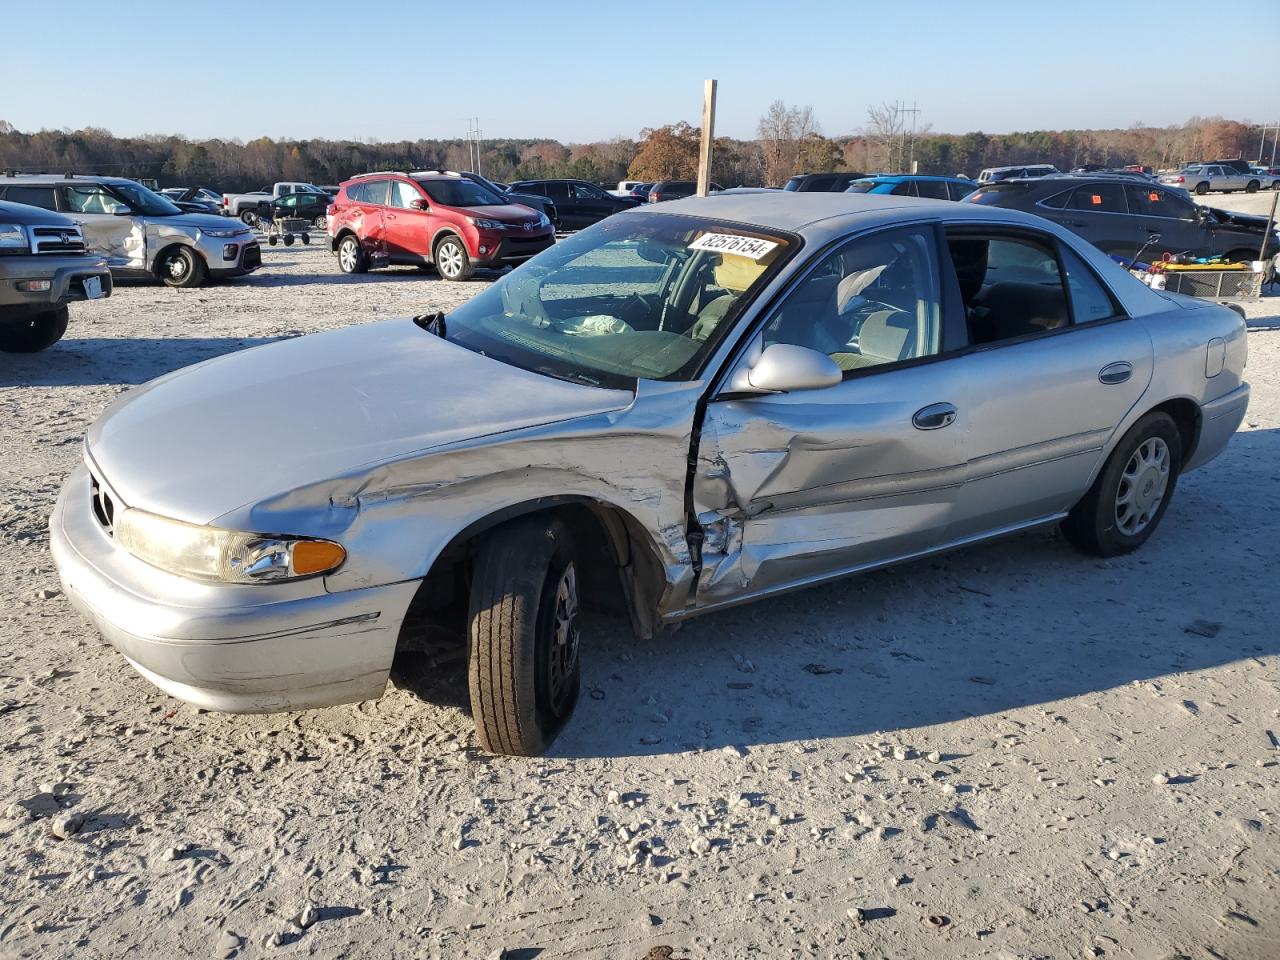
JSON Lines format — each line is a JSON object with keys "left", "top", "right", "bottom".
{"left": 439, "top": 213, "right": 794, "bottom": 387}
{"left": 107, "top": 181, "right": 183, "bottom": 216}
{"left": 417, "top": 179, "right": 506, "bottom": 207}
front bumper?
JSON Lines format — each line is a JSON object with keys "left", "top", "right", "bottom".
{"left": 193, "top": 236, "right": 261, "bottom": 278}
{"left": 49, "top": 463, "right": 420, "bottom": 712}
{"left": 0, "top": 255, "right": 111, "bottom": 316}
{"left": 474, "top": 231, "right": 555, "bottom": 265}
{"left": 1185, "top": 382, "right": 1250, "bottom": 472}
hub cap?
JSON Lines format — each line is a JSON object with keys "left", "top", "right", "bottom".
{"left": 1115, "top": 437, "right": 1170, "bottom": 536}
{"left": 545, "top": 563, "right": 580, "bottom": 715}
{"left": 166, "top": 252, "right": 189, "bottom": 280}
{"left": 438, "top": 241, "right": 463, "bottom": 277}
{"left": 339, "top": 239, "right": 358, "bottom": 272}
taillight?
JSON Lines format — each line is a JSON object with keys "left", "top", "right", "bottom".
{"left": 649, "top": 192, "right": 660, "bottom": 202}
{"left": 1176, "top": 176, "right": 1184, "bottom": 183}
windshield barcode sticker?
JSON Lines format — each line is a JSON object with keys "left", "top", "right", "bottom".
{"left": 688, "top": 233, "right": 779, "bottom": 260}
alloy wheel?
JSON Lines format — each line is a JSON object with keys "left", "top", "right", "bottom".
{"left": 544, "top": 563, "right": 580, "bottom": 716}
{"left": 339, "top": 239, "right": 358, "bottom": 272}
{"left": 438, "top": 241, "right": 464, "bottom": 278}
{"left": 1115, "top": 437, "right": 1170, "bottom": 536}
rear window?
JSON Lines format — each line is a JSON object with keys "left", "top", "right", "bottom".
{"left": 3, "top": 185, "right": 58, "bottom": 210}
{"left": 966, "top": 183, "right": 1032, "bottom": 205}
{"left": 783, "top": 177, "right": 803, "bottom": 192}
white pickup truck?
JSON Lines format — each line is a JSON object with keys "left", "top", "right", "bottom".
{"left": 222, "top": 182, "right": 331, "bottom": 223}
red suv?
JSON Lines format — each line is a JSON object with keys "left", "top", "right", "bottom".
{"left": 328, "top": 172, "right": 555, "bottom": 281}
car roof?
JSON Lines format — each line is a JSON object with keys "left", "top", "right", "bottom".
{"left": 631, "top": 191, "right": 1052, "bottom": 240}
{"left": 856, "top": 174, "right": 972, "bottom": 183}
{"left": 0, "top": 173, "right": 132, "bottom": 186}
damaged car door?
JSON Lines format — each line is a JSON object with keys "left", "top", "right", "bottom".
{"left": 693, "top": 224, "right": 971, "bottom": 605}
{"left": 58, "top": 182, "right": 146, "bottom": 271}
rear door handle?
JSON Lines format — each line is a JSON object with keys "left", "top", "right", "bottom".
{"left": 1099, "top": 361, "right": 1133, "bottom": 385}
{"left": 913, "top": 402, "right": 958, "bottom": 430}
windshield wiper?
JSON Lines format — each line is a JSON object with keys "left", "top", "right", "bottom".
{"left": 413, "top": 312, "right": 447, "bottom": 338}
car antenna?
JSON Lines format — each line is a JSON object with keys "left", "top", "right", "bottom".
{"left": 413, "top": 311, "right": 447, "bottom": 338}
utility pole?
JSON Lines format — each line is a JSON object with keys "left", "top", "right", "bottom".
{"left": 696, "top": 79, "right": 717, "bottom": 197}
{"left": 906, "top": 100, "right": 920, "bottom": 174}
{"left": 465, "top": 117, "right": 483, "bottom": 175}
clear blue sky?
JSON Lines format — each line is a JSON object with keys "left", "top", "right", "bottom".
{"left": 5, "top": 0, "right": 1275, "bottom": 143}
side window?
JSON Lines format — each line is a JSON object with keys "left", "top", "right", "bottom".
{"left": 763, "top": 226, "right": 942, "bottom": 374}
{"left": 3, "top": 185, "right": 58, "bottom": 210}
{"left": 544, "top": 182, "right": 570, "bottom": 201}
{"left": 1066, "top": 182, "right": 1125, "bottom": 213}
{"left": 915, "top": 180, "right": 950, "bottom": 200}
{"left": 1125, "top": 185, "right": 1193, "bottom": 220}
{"left": 948, "top": 181, "right": 974, "bottom": 201}
{"left": 1059, "top": 245, "right": 1122, "bottom": 324}
{"left": 390, "top": 181, "right": 422, "bottom": 207}
{"left": 1038, "top": 189, "right": 1071, "bottom": 210}
{"left": 945, "top": 232, "right": 1069, "bottom": 345}
{"left": 520, "top": 183, "right": 547, "bottom": 197}
{"left": 59, "top": 184, "right": 127, "bottom": 215}
{"left": 278, "top": 194, "right": 298, "bottom": 208}
{"left": 571, "top": 182, "right": 602, "bottom": 199}
{"left": 890, "top": 181, "right": 916, "bottom": 196}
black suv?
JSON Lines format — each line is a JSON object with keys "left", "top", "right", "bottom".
{"left": 783, "top": 172, "right": 866, "bottom": 192}
{"left": 966, "top": 175, "right": 1279, "bottom": 264}
{"left": 508, "top": 179, "right": 638, "bottom": 230}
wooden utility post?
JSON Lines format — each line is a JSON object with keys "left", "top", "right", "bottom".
{"left": 696, "top": 79, "right": 717, "bottom": 197}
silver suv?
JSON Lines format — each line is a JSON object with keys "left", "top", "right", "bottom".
{"left": 0, "top": 174, "right": 261, "bottom": 287}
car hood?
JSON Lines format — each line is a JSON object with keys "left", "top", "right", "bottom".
{"left": 1207, "top": 207, "right": 1274, "bottom": 233}
{"left": 85, "top": 318, "right": 633, "bottom": 525}
{"left": 454, "top": 204, "right": 542, "bottom": 226}
{"left": 149, "top": 211, "right": 248, "bottom": 232}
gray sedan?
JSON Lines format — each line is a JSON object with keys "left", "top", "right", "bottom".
{"left": 50, "top": 193, "right": 1250, "bottom": 755}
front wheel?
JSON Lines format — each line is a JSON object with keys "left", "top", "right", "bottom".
{"left": 337, "top": 235, "right": 367, "bottom": 274}
{"left": 1060, "top": 411, "right": 1181, "bottom": 557}
{"left": 434, "top": 235, "right": 474, "bottom": 281}
{"left": 468, "top": 516, "right": 581, "bottom": 756}
{"left": 0, "top": 306, "right": 68, "bottom": 353}
{"left": 158, "top": 246, "right": 207, "bottom": 288}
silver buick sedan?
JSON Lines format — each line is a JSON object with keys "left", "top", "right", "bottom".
{"left": 50, "top": 193, "right": 1250, "bottom": 755}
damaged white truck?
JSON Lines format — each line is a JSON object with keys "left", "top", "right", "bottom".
{"left": 50, "top": 193, "right": 1249, "bottom": 755}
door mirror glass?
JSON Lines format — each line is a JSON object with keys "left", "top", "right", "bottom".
{"left": 730, "top": 343, "right": 842, "bottom": 395}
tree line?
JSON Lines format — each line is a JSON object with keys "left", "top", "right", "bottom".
{"left": 0, "top": 112, "right": 1267, "bottom": 193}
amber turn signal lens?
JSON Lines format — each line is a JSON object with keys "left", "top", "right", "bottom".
{"left": 290, "top": 540, "right": 347, "bottom": 576}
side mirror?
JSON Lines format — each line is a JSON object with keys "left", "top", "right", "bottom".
{"left": 112, "top": 206, "right": 134, "bottom": 216}
{"left": 726, "top": 342, "right": 842, "bottom": 396}
{"left": 410, "top": 198, "right": 429, "bottom": 211}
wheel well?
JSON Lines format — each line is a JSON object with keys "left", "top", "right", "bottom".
{"left": 1150, "top": 397, "right": 1201, "bottom": 468}
{"left": 395, "top": 499, "right": 668, "bottom": 659}
{"left": 431, "top": 229, "right": 462, "bottom": 257}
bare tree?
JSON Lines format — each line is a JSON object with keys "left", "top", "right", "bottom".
{"left": 757, "top": 101, "right": 820, "bottom": 186}
{"left": 864, "top": 102, "right": 908, "bottom": 173}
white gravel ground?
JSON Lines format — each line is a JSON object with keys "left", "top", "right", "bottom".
{"left": 0, "top": 230, "right": 1277, "bottom": 960}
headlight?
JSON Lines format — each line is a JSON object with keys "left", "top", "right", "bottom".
{"left": 467, "top": 217, "right": 505, "bottom": 230}
{"left": 115, "top": 508, "right": 346, "bottom": 583}
{"left": 202, "top": 227, "right": 248, "bottom": 238}
{"left": 536, "top": 213, "right": 550, "bottom": 228}
{"left": 0, "top": 224, "right": 28, "bottom": 249}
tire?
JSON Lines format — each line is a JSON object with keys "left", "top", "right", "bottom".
{"left": 268, "top": 235, "right": 278, "bottom": 246}
{"left": 337, "top": 235, "right": 367, "bottom": 274}
{"left": 1194, "top": 182, "right": 1209, "bottom": 195}
{"left": 157, "top": 246, "right": 206, "bottom": 288}
{"left": 1060, "top": 411, "right": 1182, "bottom": 557}
{"left": 1225, "top": 248, "right": 1257, "bottom": 265}
{"left": 0, "top": 306, "right": 68, "bottom": 353}
{"left": 239, "top": 210, "right": 257, "bottom": 226}
{"left": 301, "top": 233, "right": 310, "bottom": 245}
{"left": 434, "top": 234, "right": 474, "bottom": 281}
{"left": 312, "top": 215, "right": 327, "bottom": 229}
{"left": 283, "top": 234, "right": 294, "bottom": 247}
{"left": 467, "top": 516, "right": 581, "bottom": 756}
{"left": 1246, "top": 180, "right": 1260, "bottom": 194}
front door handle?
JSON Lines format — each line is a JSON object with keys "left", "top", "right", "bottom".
{"left": 1099, "top": 361, "right": 1133, "bottom": 385}
{"left": 913, "top": 402, "right": 958, "bottom": 430}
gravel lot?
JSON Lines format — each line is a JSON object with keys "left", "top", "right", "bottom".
{"left": 1, "top": 223, "right": 1277, "bottom": 959}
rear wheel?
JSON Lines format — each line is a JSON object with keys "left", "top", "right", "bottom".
{"left": 1194, "top": 182, "right": 1209, "bottom": 195}
{"left": 434, "top": 235, "right": 473, "bottom": 281}
{"left": 312, "top": 215, "right": 328, "bottom": 230}
{"left": 0, "top": 306, "right": 68, "bottom": 353}
{"left": 158, "top": 246, "right": 206, "bottom": 288}
{"left": 239, "top": 209, "right": 258, "bottom": 227}
{"left": 1246, "top": 180, "right": 1260, "bottom": 193}
{"left": 1061, "top": 412, "right": 1181, "bottom": 557}
{"left": 467, "top": 516, "right": 581, "bottom": 756}
{"left": 337, "top": 235, "right": 367, "bottom": 273}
